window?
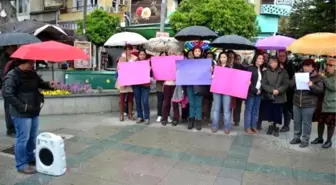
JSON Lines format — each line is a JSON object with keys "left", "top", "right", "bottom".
{"left": 17, "top": 0, "right": 28, "bottom": 14}
{"left": 74, "top": 0, "right": 98, "bottom": 11}
{"left": 261, "top": 0, "right": 275, "bottom": 4}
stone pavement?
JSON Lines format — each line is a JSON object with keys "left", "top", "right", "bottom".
{"left": 0, "top": 113, "right": 335, "bottom": 185}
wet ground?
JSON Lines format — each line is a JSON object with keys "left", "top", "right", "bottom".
{"left": 0, "top": 113, "right": 335, "bottom": 185}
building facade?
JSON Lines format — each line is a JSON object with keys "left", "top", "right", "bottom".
{"left": 252, "top": 0, "right": 294, "bottom": 40}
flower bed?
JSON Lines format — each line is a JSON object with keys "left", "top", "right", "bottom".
{"left": 41, "top": 83, "right": 93, "bottom": 96}
{"left": 0, "top": 83, "right": 157, "bottom": 116}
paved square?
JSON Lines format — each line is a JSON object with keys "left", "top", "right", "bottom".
{"left": 0, "top": 113, "right": 335, "bottom": 185}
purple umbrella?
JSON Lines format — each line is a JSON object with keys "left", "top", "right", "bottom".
{"left": 256, "top": 35, "right": 295, "bottom": 50}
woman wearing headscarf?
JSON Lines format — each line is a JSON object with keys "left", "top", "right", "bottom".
{"left": 261, "top": 56, "right": 289, "bottom": 137}
{"left": 3, "top": 59, "right": 55, "bottom": 174}
{"left": 116, "top": 45, "right": 137, "bottom": 121}
{"left": 187, "top": 46, "right": 205, "bottom": 130}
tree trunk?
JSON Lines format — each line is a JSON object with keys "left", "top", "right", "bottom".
{"left": 1, "top": 1, "right": 18, "bottom": 23}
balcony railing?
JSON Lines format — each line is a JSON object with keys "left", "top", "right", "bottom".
{"left": 260, "top": 4, "right": 290, "bottom": 16}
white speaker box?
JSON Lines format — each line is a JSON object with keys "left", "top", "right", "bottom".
{"left": 36, "top": 132, "right": 67, "bottom": 176}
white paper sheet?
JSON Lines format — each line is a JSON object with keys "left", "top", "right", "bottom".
{"left": 295, "top": 73, "right": 310, "bottom": 90}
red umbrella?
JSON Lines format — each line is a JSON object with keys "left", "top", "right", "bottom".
{"left": 10, "top": 41, "right": 89, "bottom": 62}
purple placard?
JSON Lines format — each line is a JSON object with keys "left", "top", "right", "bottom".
{"left": 176, "top": 59, "right": 212, "bottom": 85}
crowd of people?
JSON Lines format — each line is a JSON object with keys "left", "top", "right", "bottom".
{"left": 115, "top": 44, "right": 336, "bottom": 149}
{"left": 0, "top": 43, "right": 335, "bottom": 175}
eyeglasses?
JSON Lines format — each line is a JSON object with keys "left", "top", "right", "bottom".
{"left": 326, "top": 64, "right": 336, "bottom": 67}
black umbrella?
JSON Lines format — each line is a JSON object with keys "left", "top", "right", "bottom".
{"left": 210, "top": 35, "right": 255, "bottom": 50}
{"left": 174, "top": 26, "right": 218, "bottom": 41}
{"left": 0, "top": 32, "right": 41, "bottom": 47}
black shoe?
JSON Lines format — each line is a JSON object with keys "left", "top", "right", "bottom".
{"left": 187, "top": 118, "right": 195, "bottom": 130}
{"left": 172, "top": 121, "right": 178, "bottom": 126}
{"left": 322, "top": 141, "right": 332, "bottom": 149}
{"left": 299, "top": 142, "right": 308, "bottom": 148}
{"left": 290, "top": 138, "right": 301, "bottom": 144}
{"left": 266, "top": 125, "right": 273, "bottom": 135}
{"left": 196, "top": 120, "right": 202, "bottom": 131}
{"left": 28, "top": 160, "right": 36, "bottom": 166}
{"left": 273, "top": 127, "right": 279, "bottom": 137}
{"left": 311, "top": 138, "right": 324, "bottom": 144}
{"left": 6, "top": 132, "right": 16, "bottom": 138}
{"left": 161, "top": 121, "right": 167, "bottom": 126}
{"left": 280, "top": 126, "right": 289, "bottom": 132}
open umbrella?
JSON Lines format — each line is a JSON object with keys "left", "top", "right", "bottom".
{"left": 104, "top": 32, "right": 148, "bottom": 47}
{"left": 287, "top": 32, "right": 336, "bottom": 56}
{"left": 210, "top": 35, "right": 255, "bottom": 50}
{"left": 256, "top": 35, "right": 295, "bottom": 50}
{"left": 11, "top": 41, "right": 89, "bottom": 61}
{"left": 144, "top": 37, "right": 183, "bottom": 55}
{"left": 11, "top": 41, "right": 89, "bottom": 80}
{"left": 0, "top": 32, "right": 41, "bottom": 47}
{"left": 174, "top": 26, "right": 218, "bottom": 41}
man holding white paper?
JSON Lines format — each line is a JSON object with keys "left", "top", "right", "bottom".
{"left": 289, "top": 59, "right": 324, "bottom": 148}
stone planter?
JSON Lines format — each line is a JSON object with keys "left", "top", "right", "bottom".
{"left": 0, "top": 92, "right": 157, "bottom": 116}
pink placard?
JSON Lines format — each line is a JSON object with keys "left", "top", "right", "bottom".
{"left": 117, "top": 60, "right": 150, "bottom": 86}
{"left": 151, "top": 56, "right": 183, "bottom": 80}
{"left": 210, "top": 66, "right": 252, "bottom": 99}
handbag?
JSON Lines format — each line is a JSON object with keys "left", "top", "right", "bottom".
{"left": 193, "top": 85, "right": 210, "bottom": 96}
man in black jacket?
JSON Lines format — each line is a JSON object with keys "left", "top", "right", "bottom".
{"left": 3, "top": 59, "right": 54, "bottom": 174}
{"left": 278, "top": 51, "right": 296, "bottom": 132}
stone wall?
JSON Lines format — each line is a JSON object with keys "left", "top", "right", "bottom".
{"left": 0, "top": 92, "right": 157, "bottom": 116}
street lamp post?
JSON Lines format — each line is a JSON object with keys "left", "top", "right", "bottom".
{"left": 82, "top": 0, "right": 87, "bottom": 40}
{"left": 159, "top": 0, "right": 166, "bottom": 32}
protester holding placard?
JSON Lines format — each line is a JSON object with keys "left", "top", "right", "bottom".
{"left": 155, "top": 51, "right": 167, "bottom": 123}
{"left": 132, "top": 49, "right": 151, "bottom": 125}
{"left": 186, "top": 46, "right": 205, "bottom": 130}
{"left": 244, "top": 54, "right": 264, "bottom": 134}
{"left": 116, "top": 45, "right": 137, "bottom": 122}
{"left": 261, "top": 56, "right": 289, "bottom": 137}
{"left": 211, "top": 52, "right": 233, "bottom": 134}
{"left": 289, "top": 59, "right": 324, "bottom": 148}
{"left": 161, "top": 52, "right": 180, "bottom": 126}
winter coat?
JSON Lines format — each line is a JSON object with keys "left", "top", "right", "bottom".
{"left": 322, "top": 74, "right": 336, "bottom": 113}
{"left": 261, "top": 67, "right": 289, "bottom": 104}
{"left": 2, "top": 67, "right": 52, "bottom": 118}
{"left": 291, "top": 70, "right": 324, "bottom": 108}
